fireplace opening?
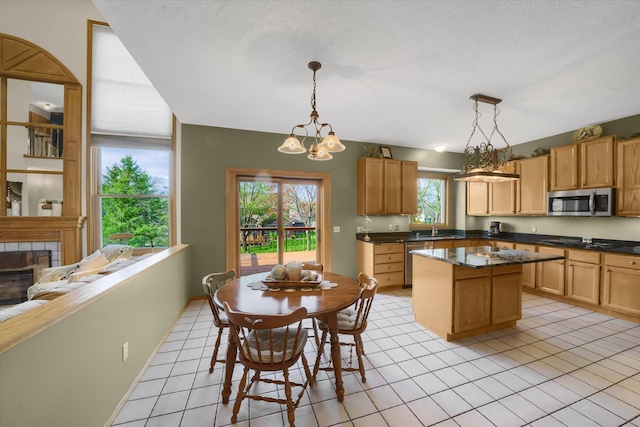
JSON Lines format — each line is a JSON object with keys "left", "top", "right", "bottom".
{"left": 0, "top": 251, "right": 52, "bottom": 305}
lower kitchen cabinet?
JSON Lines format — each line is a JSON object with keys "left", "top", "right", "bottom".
{"left": 492, "top": 270, "right": 523, "bottom": 324}
{"left": 454, "top": 273, "right": 491, "bottom": 333}
{"left": 516, "top": 244, "right": 537, "bottom": 289}
{"left": 356, "top": 241, "right": 404, "bottom": 289}
{"left": 566, "top": 250, "right": 600, "bottom": 305}
{"left": 536, "top": 246, "right": 566, "bottom": 295}
{"left": 602, "top": 253, "right": 640, "bottom": 316}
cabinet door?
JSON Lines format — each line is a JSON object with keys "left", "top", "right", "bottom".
{"left": 516, "top": 244, "right": 537, "bottom": 289}
{"left": 384, "top": 159, "right": 402, "bottom": 214}
{"left": 489, "top": 180, "right": 515, "bottom": 215}
{"left": 580, "top": 136, "right": 615, "bottom": 188}
{"left": 536, "top": 247, "right": 566, "bottom": 296}
{"left": 550, "top": 144, "right": 578, "bottom": 191}
{"left": 356, "top": 158, "right": 384, "bottom": 214}
{"left": 617, "top": 137, "right": 640, "bottom": 216}
{"left": 466, "top": 182, "right": 489, "bottom": 215}
{"left": 401, "top": 161, "right": 418, "bottom": 214}
{"left": 567, "top": 261, "right": 600, "bottom": 305}
{"left": 454, "top": 276, "right": 491, "bottom": 333}
{"left": 492, "top": 272, "right": 522, "bottom": 324}
{"left": 602, "top": 266, "right": 640, "bottom": 316}
{"left": 516, "top": 156, "right": 549, "bottom": 215}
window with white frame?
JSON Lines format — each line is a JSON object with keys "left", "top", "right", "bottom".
{"left": 89, "top": 23, "right": 174, "bottom": 251}
{"left": 410, "top": 172, "right": 450, "bottom": 228}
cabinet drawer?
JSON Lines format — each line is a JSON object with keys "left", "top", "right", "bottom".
{"left": 374, "top": 261, "right": 404, "bottom": 274}
{"left": 374, "top": 243, "right": 404, "bottom": 255}
{"left": 568, "top": 249, "right": 600, "bottom": 264}
{"left": 493, "top": 264, "right": 522, "bottom": 276}
{"left": 538, "top": 246, "right": 565, "bottom": 257}
{"left": 515, "top": 244, "right": 536, "bottom": 252}
{"left": 454, "top": 266, "right": 490, "bottom": 280}
{"left": 374, "top": 252, "right": 404, "bottom": 264}
{"left": 375, "top": 271, "right": 405, "bottom": 287}
{"left": 604, "top": 254, "right": 640, "bottom": 271}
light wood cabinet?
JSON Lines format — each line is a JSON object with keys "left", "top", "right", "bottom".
{"left": 492, "top": 270, "right": 523, "bottom": 324}
{"left": 516, "top": 155, "right": 549, "bottom": 215}
{"left": 550, "top": 144, "right": 579, "bottom": 191}
{"left": 489, "top": 180, "right": 516, "bottom": 215}
{"left": 357, "top": 158, "right": 418, "bottom": 215}
{"left": 466, "top": 182, "right": 488, "bottom": 216}
{"left": 383, "top": 159, "right": 402, "bottom": 214}
{"left": 402, "top": 161, "right": 418, "bottom": 214}
{"left": 356, "top": 241, "right": 404, "bottom": 289}
{"left": 616, "top": 137, "right": 640, "bottom": 216}
{"left": 566, "top": 250, "right": 600, "bottom": 305}
{"left": 602, "top": 253, "right": 640, "bottom": 316}
{"left": 454, "top": 273, "right": 491, "bottom": 333}
{"left": 549, "top": 136, "right": 616, "bottom": 191}
{"left": 413, "top": 256, "right": 523, "bottom": 341}
{"left": 516, "top": 244, "right": 537, "bottom": 289}
{"left": 581, "top": 136, "right": 616, "bottom": 188}
{"left": 536, "top": 246, "right": 566, "bottom": 295}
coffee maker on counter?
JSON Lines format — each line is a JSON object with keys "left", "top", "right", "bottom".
{"left": 489, "top": 221, "right": 501, "bottom": 236}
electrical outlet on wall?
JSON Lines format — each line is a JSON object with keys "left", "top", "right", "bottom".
{"left": 122, "top": 342, "right": 129, "bottom": 361}
{"left": 531, "top": 226, "right": 537, "bottom": 233}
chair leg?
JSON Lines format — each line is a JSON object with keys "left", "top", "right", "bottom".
{"left": 283, "top": 368, "right": 296, "bottom": 427}
{"left": 301, "top": 352, "right": 313, "bottom": 386}
{"left": 312, "top": 329, "right": 329, "bottom": 380}
{"left": 355, "top": 334, "right": 366, "bottom": 382}
{"left": 311, "top": 318, "right": 320, "bottom": 347}
{"left": 209, "top": 327, "right": 224, "bottom": 373}
{"left": 231, "top": 366, "right": 250, "bottom": 423}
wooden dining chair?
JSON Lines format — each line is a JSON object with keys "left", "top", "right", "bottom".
{"left": 312, "top": 272, "right": 378, "bottom": 382}
{"left": 201, "top": 269, "right": 236, "bottom": 373}
{"left": 301, "top": 262, "right": 323, "bottom": 347}
{"left": 223, "top": 302, "right": 312, "bottom": 427}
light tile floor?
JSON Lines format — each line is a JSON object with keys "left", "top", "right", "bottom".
{"left": 112, "top": 290, "right": 640, "bottom": 427}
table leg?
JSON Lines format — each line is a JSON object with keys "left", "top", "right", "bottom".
{"left": 327, "top": 312, "right": 344, "bottom": 402}
{"left": 221, "top": 328, "right": 237, "bottom": 404}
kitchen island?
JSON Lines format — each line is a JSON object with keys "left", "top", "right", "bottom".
{"left": 412, "top": 246, "right": 564, "bottom": 341}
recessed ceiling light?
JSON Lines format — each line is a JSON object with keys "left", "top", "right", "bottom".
{"left": 435, "top": 145, "right": 446, "bottom": 152}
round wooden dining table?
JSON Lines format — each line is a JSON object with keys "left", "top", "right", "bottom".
{"left": 214, "top": 271, "right": 361, "bottom": 402}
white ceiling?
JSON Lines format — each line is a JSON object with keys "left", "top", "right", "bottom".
{"left": 92, "top": 0, "right": 640, "bottom": 153}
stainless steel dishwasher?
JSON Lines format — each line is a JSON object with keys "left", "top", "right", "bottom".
{"left": 405, "top": 240, "right": 434, "bottom": 286}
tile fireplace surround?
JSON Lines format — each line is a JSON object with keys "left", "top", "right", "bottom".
{"left": 0, "top": 242, "right": 61, "bottom": 268}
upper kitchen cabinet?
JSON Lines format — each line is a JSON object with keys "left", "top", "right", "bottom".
{"left": 489, "top": 179, "right": 516, "bottom": 215}
{"left": 617, "top": 137, "right": 640, "bottom": 216}
{"left": 516, "top": 155, "right": 549, "bottom": 215}
{"left": 466, "top": 182, "right": 488, "bottom": 216}
{"left": 550, "top": 136, "right": 616, "bottom": 191}
{"left": 550, "top": 143, "right": 579, "bottom": 191}
{"left": 357, "top": 157, "right": 418, "bottom": 215}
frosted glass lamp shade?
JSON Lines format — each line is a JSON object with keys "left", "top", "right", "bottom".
{"left": 308, "top": 149, "right": 333, "bottom": 161}
{"left": 317, "top": 132, "right": 345, "bottom": 152}
{"left": 278, "top": 134, "right": 306, "bottom": 154}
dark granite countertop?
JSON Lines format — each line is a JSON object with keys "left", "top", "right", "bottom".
{"left": 356, "top": 231, "right": 640, "bottom": 256}
{"left": 412, "top": 247, "right": 565, "bottom": 269}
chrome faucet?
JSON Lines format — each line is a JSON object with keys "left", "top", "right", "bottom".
{"left": 431, "top": 224, "right": 438, "bottom": 236}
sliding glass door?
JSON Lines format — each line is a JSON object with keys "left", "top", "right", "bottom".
{"left": 238, "top": 177, "right": 320, "bottom": 276}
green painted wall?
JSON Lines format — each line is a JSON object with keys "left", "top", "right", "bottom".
{"left": 180, "top": 125, "right": 463, "bottom": 292}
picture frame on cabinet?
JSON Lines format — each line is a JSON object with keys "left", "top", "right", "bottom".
{"left": 380, "top": 146, "right": 393, "bottom": 159}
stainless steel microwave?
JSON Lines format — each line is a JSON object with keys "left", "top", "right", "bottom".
{"left": 547, "top": 188, "right": 615, "bottom": 216}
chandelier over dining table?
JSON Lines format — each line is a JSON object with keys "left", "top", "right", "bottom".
{"left": 278, "top": 61, "right": 345, "bottom": 161}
